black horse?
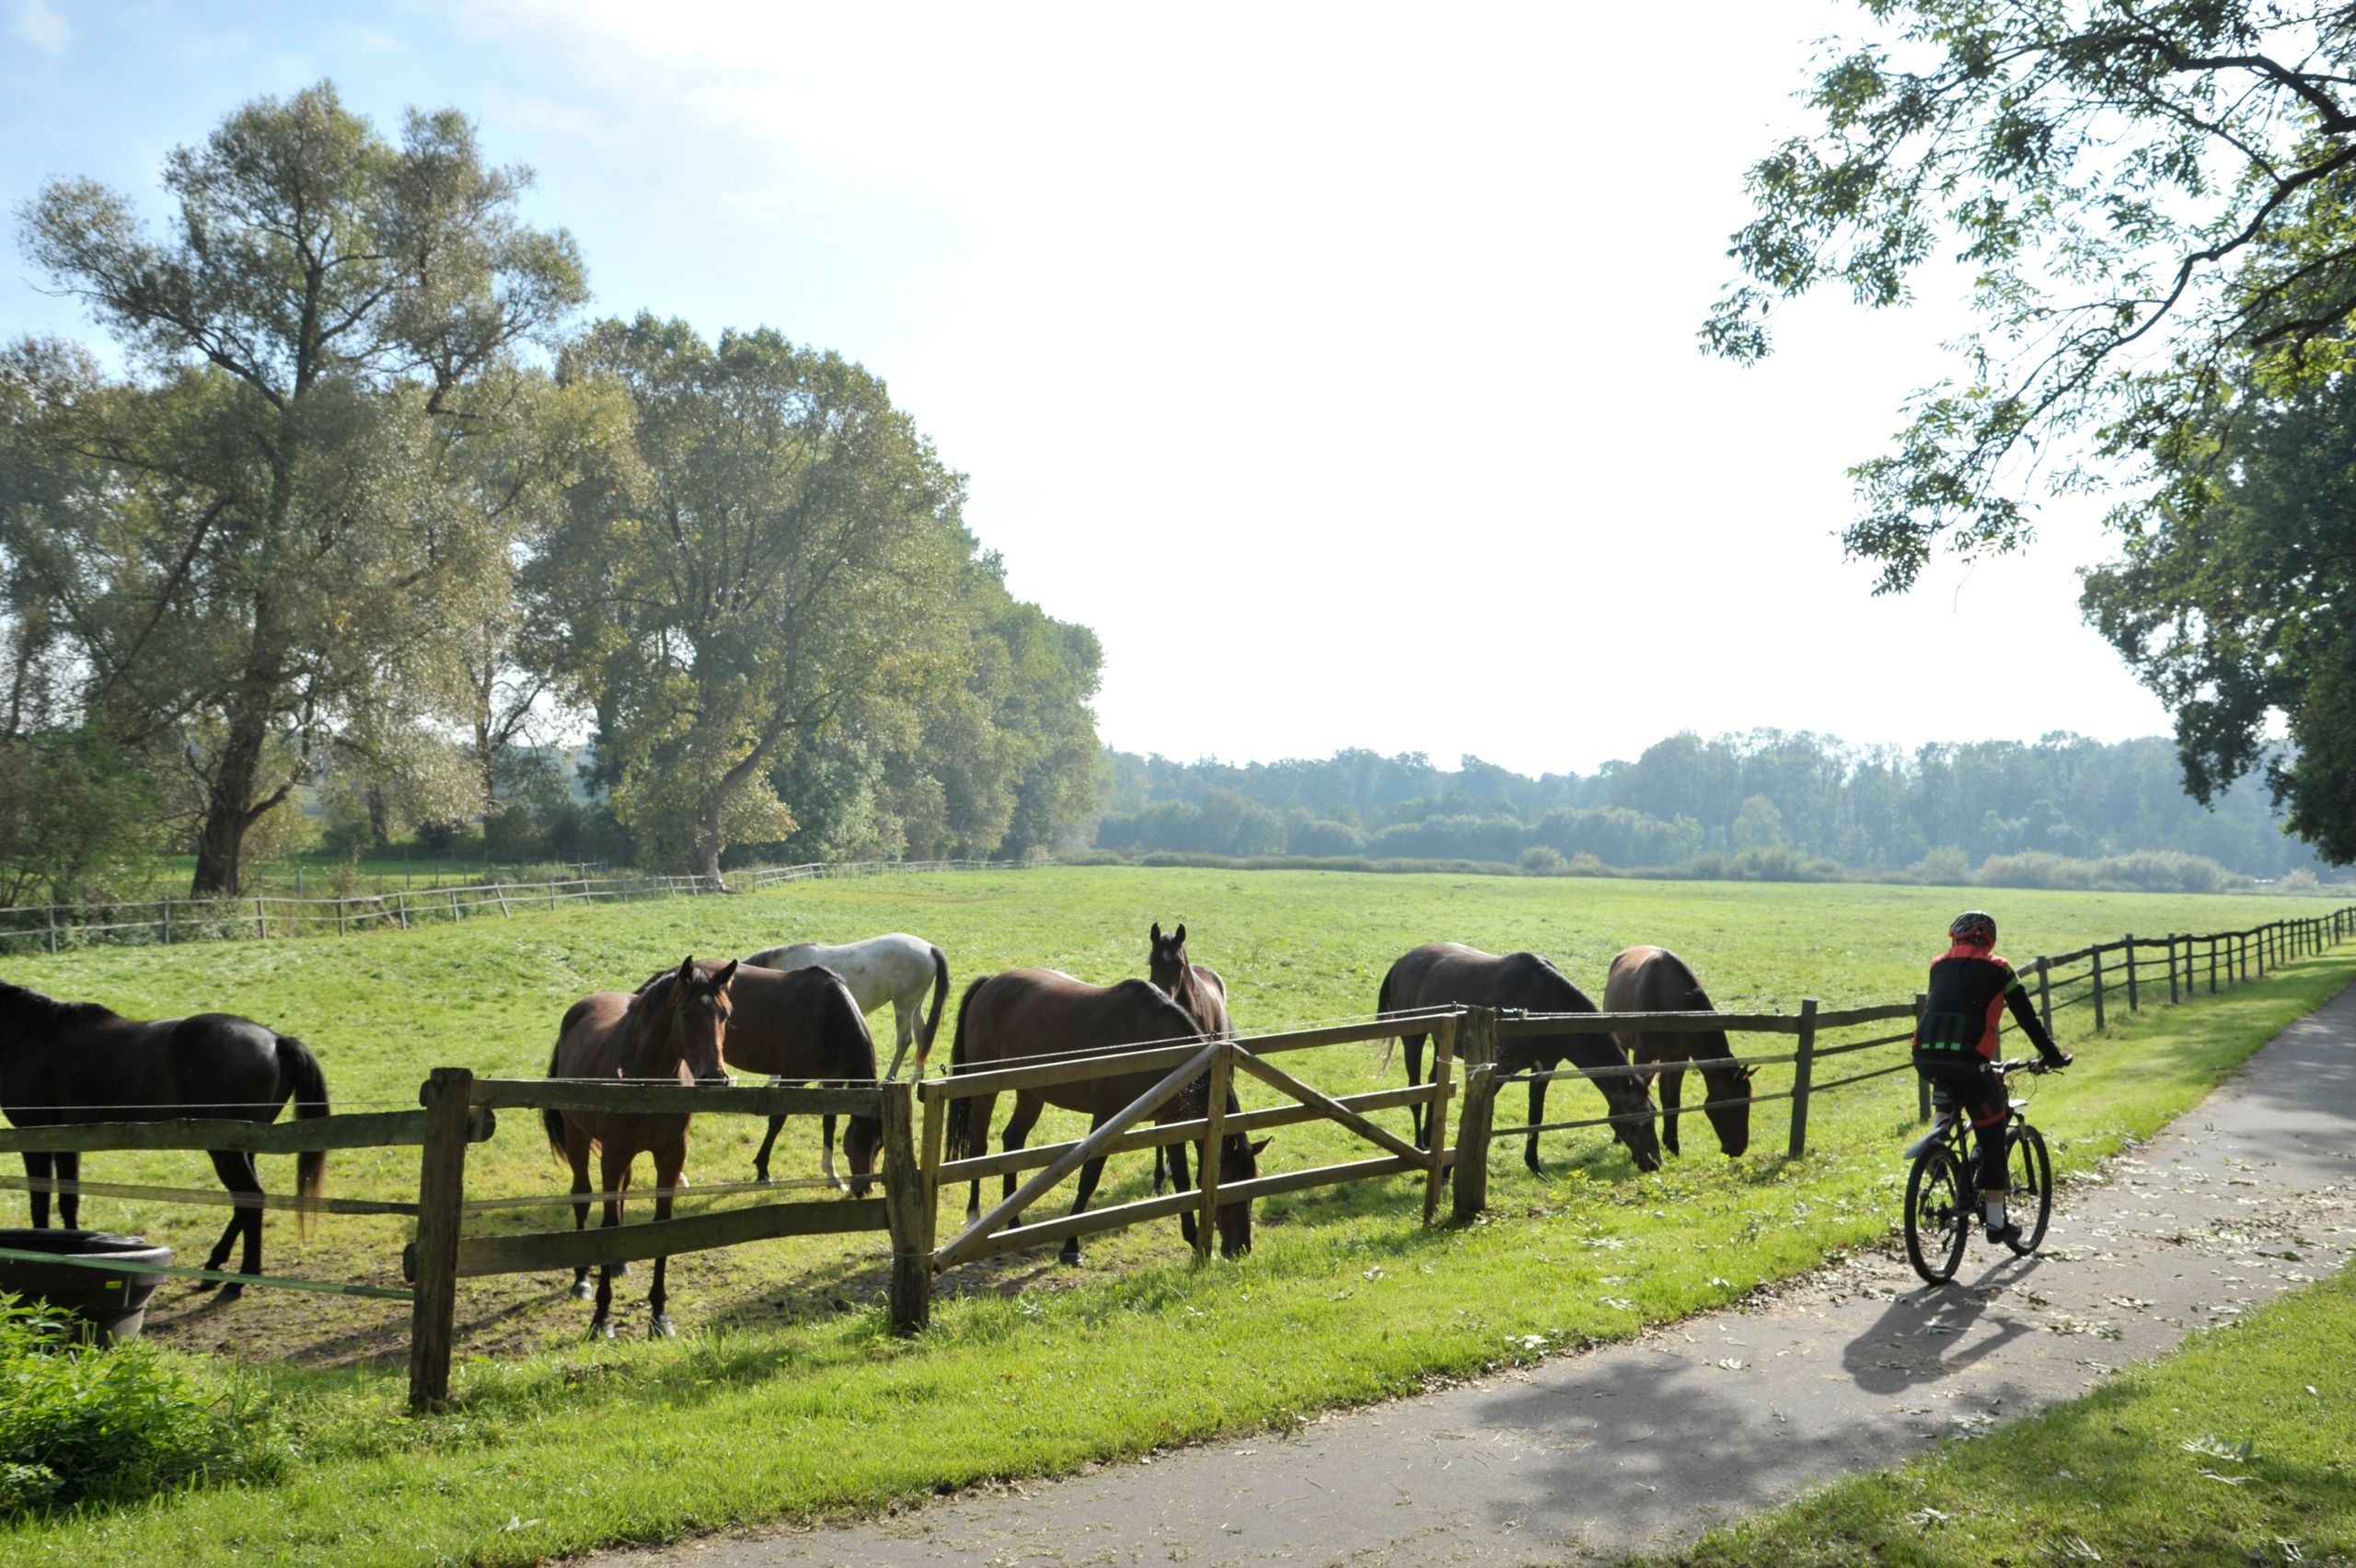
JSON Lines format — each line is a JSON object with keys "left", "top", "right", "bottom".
{"left": 1379, "top": 943, "right": 1663, "bottom": 1174}
{"left": 0, "top": 981, "right": 331, "bottom": 1298}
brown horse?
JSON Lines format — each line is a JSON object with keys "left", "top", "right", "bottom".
{"left": 1144, "top": 921, "right": 1233, "bottom": 1194}
{"left": 1378, "top": 942, "right": 1663, "bottom": 1174}
{"left": 0, "top": 981, "right": 330, "bottom": 1299}
{"left": 543, "top": 957, "right": 736, "bottom": 1338}
{"left": 1604, "top": 945, "right": 1754, "bottom": 1158}
{"left": 644, "top": 961, "right": 884, "bottom": 1189}
{"left": 945, "top": 969, "right": 1268, "bottom": 1263}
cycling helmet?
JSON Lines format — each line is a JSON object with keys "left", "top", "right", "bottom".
{"left": 1948, "top": 910, "right": 1997, "bottom": 948}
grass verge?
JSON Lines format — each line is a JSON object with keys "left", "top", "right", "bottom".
{"left": 1632, "top": 1257, "right": 2356, "bottom": 1568}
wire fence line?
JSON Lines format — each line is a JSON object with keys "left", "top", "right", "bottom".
{"left": 0, "top": 856, "right": 1042, "bottom": 954}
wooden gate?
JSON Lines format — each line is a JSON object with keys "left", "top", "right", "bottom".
{"left": 920, "top": 1011, "right": 1467, "bottom": 1272}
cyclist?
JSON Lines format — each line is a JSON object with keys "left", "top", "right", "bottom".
{"left": 1913, "top": 911, "right": 2072, "bottom": 1245}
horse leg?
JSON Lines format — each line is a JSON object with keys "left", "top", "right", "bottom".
{"left": 1658, "top": 1058, "right": 1686, "bottom": 1158}
{"left": 999, "top": 1096, "right": 1044, "bottom": 1229}
{"left": 1171, "top": 1126, "right": 1198, "bottom": 1249}
{"left": 1060, "top": 1147, "right": 1108, "bottom": 1267}
{"left": 206, "top": 1150, "right": 265, "bottom": 1299}
{"left": 753, "top": 1113, "right": 784, "bottom": 1183}
{"left": 590, "top": 1147, "right": 629, "bottom": 1339}
{"left": 55, "top": 1151, "right": 81, "bottom": 1230}
{"left": 566, "top": 1126, "right": 595, "bottom": 1300}
{"left": 1403, "top": 1033, "right": 1430, "bottom": 1147}
{"left": 1524, "top": 1075, "right": 1549, "bottom": 1174}
{"left": 648, "top": 1141, "right": 684, "bottom": 1338}
{"left": 964, "top": 1091, "right": 999, "bottom": 1222}
{"left": 23, "top": 1153, "right": 51, "bottom": 1229}
{"left": 885, "top": 996, "right": 917, "bottom": 1081}
{"left": 822, "top": 1113, "right": 842, "bottom": 1190}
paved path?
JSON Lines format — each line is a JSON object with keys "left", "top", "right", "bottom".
{"left": 590, "top": 984, "right": 2356, "bottom": 1567}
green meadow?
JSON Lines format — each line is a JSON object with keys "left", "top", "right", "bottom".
{"left": 0, "top": 867, "right": 2347, "bottom": 1564}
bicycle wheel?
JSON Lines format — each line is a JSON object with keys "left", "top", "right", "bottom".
{"left": 2004, "top": 1122, "right": 2052, "bottom": 1254}
{"left": 1904, "top": 1143, "right": 1969, "bottom": 1284}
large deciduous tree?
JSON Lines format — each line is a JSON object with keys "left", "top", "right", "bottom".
{"left": 1710, "top": 3, "right": 2356, "bottom": 859}
{"left": 535, "top": 317, "right": 965, "bottom": 882}
{"left": 4, "top": 82, "right": 585, "bottom": 894}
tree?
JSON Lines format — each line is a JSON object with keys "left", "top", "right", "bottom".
{"left": 1709, "top": 4, "right": 2356, "bottom": 591}
{"left": 535, "top": 317, "right": 964, "bottom": 882}
{"left": 6, "top": 82, "right": 586, "bottom": 894}
{"left": 2082, "top": 361, "right": 2356, "bottom": 859}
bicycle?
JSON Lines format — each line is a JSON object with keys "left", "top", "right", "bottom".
{"left": 1902, "top": 1057, "right": 2060, "bottom": 1285}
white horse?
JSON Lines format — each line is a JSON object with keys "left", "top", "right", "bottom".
{"left": 743, "top": 932, "right": 951, "bottom": 1080}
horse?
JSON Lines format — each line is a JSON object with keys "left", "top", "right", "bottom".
{"left": 641, "top": 961, "right": 884, "bottom": 1189}
{"left": 944, "top": 969, "right": 1268, "bottom": 1263}
{"left": 743, "top": 933, "right": 949, "bottom": 1079}
{"left": 1604, "top": 945, "right": 1754, "bottom": 1158}
{"left": 1143, "top": 921, "right": 1233, "bottom": 1194}
{"left": 544, "top": 957, "right": 736, "bottom": 1339}
{"left": 1377, "top": 943, "right": 1663, "bottom": 1175}
{"left": 0, "top": 980, "right": 330, "bottom": 1300}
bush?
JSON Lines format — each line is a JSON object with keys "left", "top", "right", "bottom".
{"left": 1519, "top": 846, "right": 1568, "bottom": 875}
{"left": 0, "top": 1292, "right": 286, "bottom": 1515}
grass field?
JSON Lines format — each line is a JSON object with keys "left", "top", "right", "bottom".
{"left": 1635, "top": 1255, "right": 2356, "bottom": 1568}
{"left": 0, "top": 868, "right": 2348, "bottom": 1563}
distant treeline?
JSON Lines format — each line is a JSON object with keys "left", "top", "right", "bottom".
{"left": 1088, "top": 733, "right": 2343, "bottom": 889}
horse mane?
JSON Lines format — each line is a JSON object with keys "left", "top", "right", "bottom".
{"left": 0, "top": 980, "right": 113, "bottom": 1029}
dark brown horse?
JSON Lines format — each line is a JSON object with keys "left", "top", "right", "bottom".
{"left": 642, "top": 961, "right": 883, "bottom": 1188}
{"left": 1378, "top": 943, "right": 1663, "bottom": 1174}
{"left": 945, "top": 969, "right": 1267, "bottom": 1263}
{"left": 1144, "top": 921, "right": 1233, "bottom": 1194}
{"left": 0, "top": 980, "right": 329, "bottom": 1299}
{"left": 1605, "top": 945, "right": 1754, "bottom": 1158}
{"left": 544, "top": 957, "right": 735, "bottom": 1338}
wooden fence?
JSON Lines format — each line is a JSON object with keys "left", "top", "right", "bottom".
{"left": 0, "top": 857, "right": 1039, "bottom": 954}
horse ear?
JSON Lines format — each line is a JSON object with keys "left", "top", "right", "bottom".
{"left": 1248, "top": 1136, "right": 1270, "bottom": 1157}
{"left": 713, "top": 960, "right": 739, "bottom": 990}
{"left": 1150, "top": 921, "right": 1162, "bottom": 943}
{"left": 1174, "top": 923, "right": 1186, "bottom": 946}
{"left": 676, "top": 956, "right": 696, "bottom": 987}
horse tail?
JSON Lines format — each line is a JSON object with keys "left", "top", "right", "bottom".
{"left": 943, "top": 975, "right": 991, "bottom": 1159}
{"left": 915, "top": 944, "right": 951, "bottom": 1075}
{"left": 1376, "top": 965, "right": 1401, "bottom": 1072}
{"left": 541, "top": 1040, "right": 571, "bottom": 1162}
{"left": 275, "top": 1035, "right": 331, "bottom": 1236}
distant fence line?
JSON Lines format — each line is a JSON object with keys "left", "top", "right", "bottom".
{"left": 0, "top": 858, "right": 1038, "bottom": 953}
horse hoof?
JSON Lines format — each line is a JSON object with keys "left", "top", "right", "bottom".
{"left": 1059, "top": 1247, "right": 1085, "bottom": 1267}
{"left": 214, "top": 1282, "right": 245, "bottom": 1303}
{"left": 569, "top": 1280, "right": 594, "bottom": 1301}
{"left": 650, "top": 1314, "right": 675, "bottom": 1339}
{"left": 589, "top": 1319, "right": 615, "bottom": 1341}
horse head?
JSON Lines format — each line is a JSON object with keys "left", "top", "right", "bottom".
{"left": 650, "top": 956, "right": 736, "bottom": 1087}
{"left": 1147, "top": 921, "right": 1193, "bottom": 1002}
{"left": 1697, "top": 1044, "right": 1755, "bottom": 1158}
{"left": 1211, "top": 1132, "right": 1271, "bottom": 1257}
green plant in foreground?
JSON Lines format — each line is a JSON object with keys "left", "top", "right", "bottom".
{"left": 0, "top": 1293, "right": 286, "bottom": 1516}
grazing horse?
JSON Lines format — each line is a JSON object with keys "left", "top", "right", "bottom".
{"left": 544, "top": 958, "right": 736, "bottom": 1339}
{"left": 1378, "top": 943, "right": 1663, "bottom": 1174}
{"left": 945, "top": 970, "right": 1268, "bottom": 1263}
{"left": 0, "top": 980, "right": 330, "bottom": 1299}
{"left": 1143, "top": 921, "right": 1233, "bottom": 1194}
{"left": 744, "top": 933, "right": 950, "bottom": 1079}
{"left": 1605, "top": 946, "right": 1754, "bottom": 1158}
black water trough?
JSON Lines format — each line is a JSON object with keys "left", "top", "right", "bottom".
{"left": 0, "top": 1229, "right": 173, "bottom": 1344}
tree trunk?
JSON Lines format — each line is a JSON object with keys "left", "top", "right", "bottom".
{"left": 187, "top": 588, "right": 290, "bottom": 898}
{"left": 695, "top": 801, "right": 726, "bottom": 887}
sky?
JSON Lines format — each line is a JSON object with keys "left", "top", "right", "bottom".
{"left": 0, "top": 0, "right": 2182, "bottom": 778}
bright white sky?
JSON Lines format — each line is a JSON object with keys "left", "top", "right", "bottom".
{"left": 1, "top": 0, "right": 2177, "bottom": 777}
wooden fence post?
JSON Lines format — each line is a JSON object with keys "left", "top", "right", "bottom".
{"left": 2124, "top": 935, "right": 2138, "bottom": 1011}
{"left": 880, "top": 1081, "right": 929, "bottom": 1333}
{"left": 1451, "top": 1008, "right": 1497, "bottom": 1224}
{"left": 45, "top": 907, "right": 57, "bottom": 955}
{"left": 161, "top": 898, "right": 171, "bottom": 945}
{"left": 2167, "top": 934, "right": 2179, "bottom": 1004}
{"left": 2090, "top": 946, "right": 2106, "bottom": 1032}
{"left": 394, "top": 891, "right": 410, "bottom": 930}
{"left": 1421, "top": 1015, "right": 1459, "bottom": 1226}
{"left": 2209, "top": 935, "right": 2218, "bottom": 994}
{"left": 1915, "top": 992, "right": 1931, "bottom": 1122}
{"left": 1193, "top": 1044, "right": 1237, "bottom": 1262}
{"left": 1786, "top": 998, "right": 1819, "bottom": 1160}
{"left": 2037, "top": 956, "right": 2053, "bottom": 1032}
{"left": 408, "top": 1066, "right": 474, "bottom": 1413}
{"left": 336, "top": 899, "right": 347, "bottom": 938}
{"left": 255, "top": 896, "right": 267, "bottom": 940}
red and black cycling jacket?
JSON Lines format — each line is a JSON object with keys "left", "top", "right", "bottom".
{"left": 1913, "top": 943, "right": 2061, "bottom": 1066}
